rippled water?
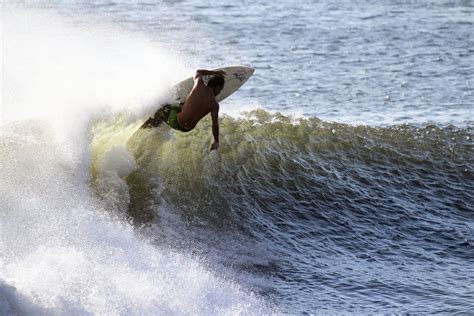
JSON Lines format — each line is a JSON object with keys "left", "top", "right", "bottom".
{"left": 2, "top": 1, "right": 473, "bottom": 314}
{"left": 29, "top": 0, "right": 474, "bottom": 125}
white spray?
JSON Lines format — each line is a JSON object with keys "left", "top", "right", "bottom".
{"left": 0, "top": 8, "right": 272, "bottom": 315}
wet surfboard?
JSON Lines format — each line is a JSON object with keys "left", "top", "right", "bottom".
{"left": 172, "top": 65, "right": 255, "bottom": 104}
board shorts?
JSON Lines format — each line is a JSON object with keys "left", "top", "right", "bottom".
{"left": 154, "top": 103, "right": 191, "bottom": 132}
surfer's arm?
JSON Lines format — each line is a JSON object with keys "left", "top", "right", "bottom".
{"left": 210, "top": 103, "right": 219, "bottom": 151}
{"left": 195, "top": 69, "right": 226, "bottom": 79}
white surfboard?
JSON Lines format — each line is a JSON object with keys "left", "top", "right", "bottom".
{"left": 173, "top": 65, "right": 254, "bottom": 104}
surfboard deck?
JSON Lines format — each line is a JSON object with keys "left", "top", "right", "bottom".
{"left": 173, "top": 66, "right": 255, "bottom": 104}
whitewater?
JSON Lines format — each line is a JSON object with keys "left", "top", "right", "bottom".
{"left": 0, "top": 8, "right": 273, "bottom": 315}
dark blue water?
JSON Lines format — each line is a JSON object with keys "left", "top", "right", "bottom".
{"left": 1, "top": 1, "right": 473, "bottom": 314}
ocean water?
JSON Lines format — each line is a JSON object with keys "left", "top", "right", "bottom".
{"left": 1, "top": 1, "right": 473, "bottom": 315}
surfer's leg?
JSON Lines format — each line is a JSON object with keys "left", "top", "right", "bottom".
{"left": 140, "top": 105, "right": 172, "bottom": 129}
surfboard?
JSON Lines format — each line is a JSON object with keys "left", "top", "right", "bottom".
{"left": 173, "top": 66, "right": 254, "bottom": 105}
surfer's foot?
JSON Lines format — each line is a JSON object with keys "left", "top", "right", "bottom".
{"left": 141, "top": 117, "right": 161, "bottom": 129}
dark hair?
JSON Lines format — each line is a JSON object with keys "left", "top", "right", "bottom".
{"left": 208, "top": 76, "right": 225, "bottom": 88}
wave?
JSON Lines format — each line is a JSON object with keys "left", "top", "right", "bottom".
{"left": 88, "top": 110, "right": 473, "bottom": 312}
{"left": 2, "top": 108, "right": 472, "bottom": 313}
{"left": 90, "top": 109, "right": 473, "bottom": 225}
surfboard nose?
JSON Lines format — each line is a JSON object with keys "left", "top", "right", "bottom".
{"left": 230, "top": 66, "right": 254, "bottom": 83}
{"left": 241, "top": 66, "right": 255, "bottom": 75}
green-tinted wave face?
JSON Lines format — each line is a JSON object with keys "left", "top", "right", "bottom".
{"left": 90, "top": 110, "right": 472, "bottom": 233}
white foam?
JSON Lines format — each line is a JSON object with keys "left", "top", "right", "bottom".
{"left": 0, "top": 8, "right": 272, "bottom": 315}
{"left": 0, "top": 123, "right": 269, "bottom": 314}
{"left": 1, "top": 8, "right": 187, "bottom": 127}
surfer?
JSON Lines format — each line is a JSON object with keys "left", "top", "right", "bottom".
{"left": 141, "top": 69, "right": 226, "bottom": 151}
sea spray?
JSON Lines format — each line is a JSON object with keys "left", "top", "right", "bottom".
{"left": 0, "top": 8, "right": 273, "bottom": 315}
{"left": 1, "top": 8, "right": 185, "bottom": 125}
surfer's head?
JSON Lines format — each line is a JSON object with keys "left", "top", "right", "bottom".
{"left": 208, "top": 75, "right": 225, "bottom": 96}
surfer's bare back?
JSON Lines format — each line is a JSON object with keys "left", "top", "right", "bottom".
{"left": 142, "top": 69, "right": 226, "bottom": 151}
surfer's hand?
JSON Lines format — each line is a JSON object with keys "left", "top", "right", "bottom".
{"left": 210, "top": 142, "right": 219, "bottom": 151}
{"left": 214, "top": 70, "right": 226, "bottom": 77}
